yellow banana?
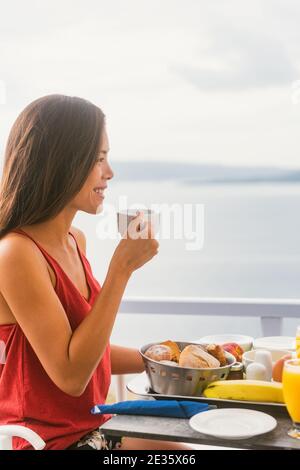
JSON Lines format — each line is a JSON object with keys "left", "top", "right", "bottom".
{"left": 203, "top": 380, "right": 284, "bottom": 403}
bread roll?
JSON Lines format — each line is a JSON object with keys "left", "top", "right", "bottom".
{"left": 179, "top": 344, "right": 220, "bottom": 369}
{"left": 159, "top": 360, "right": 179, "bottom": 367}
{"left": 206, "top": 344, "right": 227, "bottom": 366}
{"left": 144, "top": 344, "right": 172, "bottom": 362}
{"left": 160, "top": 340, "right": 181, "bottom": 362}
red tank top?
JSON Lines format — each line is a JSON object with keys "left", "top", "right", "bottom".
{"left": 0, "top": 229, "right": 112, "bottom": 450}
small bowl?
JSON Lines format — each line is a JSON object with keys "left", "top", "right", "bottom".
{"left": 242, "top": 349, "right": 288, "bottom": 369}
{"left": 253, "top": 336, "right": 296, "bottom": 352}
{"left": 196, "top": 334, "right": 253, "bottom": 352}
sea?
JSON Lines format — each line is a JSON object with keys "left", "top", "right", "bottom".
{"left": 73, "top": 180, "right": 300, "bottom": 349}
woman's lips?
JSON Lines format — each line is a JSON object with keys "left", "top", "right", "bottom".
{"left": 93, "top": 186, "right": 106, "bottom": 202}
{"left": 94, "top": 192, "right": 104, "bottom": 200}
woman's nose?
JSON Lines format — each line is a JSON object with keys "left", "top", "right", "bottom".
{"left": 106, "top": 165, "right": 114, "bottom": 181}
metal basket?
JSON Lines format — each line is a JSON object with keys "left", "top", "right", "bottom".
{"left": 140, "top": 341, "right": 236, "bottom": 397}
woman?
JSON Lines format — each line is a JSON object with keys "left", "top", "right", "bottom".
{"left": 0, "top": 95, "right": 191, "bottom": 451}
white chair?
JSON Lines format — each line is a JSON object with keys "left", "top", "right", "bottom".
{"left": 0, "top": 425, "right": 45, "bottom": 450}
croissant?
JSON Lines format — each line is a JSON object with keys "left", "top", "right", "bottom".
{"left": 160, "top": 340, "right": 181, "bottom": 362}
{"left": 206, "top": 344, "right": 227, "bottom": 366}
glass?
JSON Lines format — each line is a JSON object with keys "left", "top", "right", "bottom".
{"left": 296, "top": 326, "right": 300, "bottom": 359}
{"left": 282, "top": 359, "right": 300, "bottom": 439}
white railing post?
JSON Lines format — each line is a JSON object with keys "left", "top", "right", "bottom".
{"left": 115, "top": 375, "right": 127, "bottom": 402}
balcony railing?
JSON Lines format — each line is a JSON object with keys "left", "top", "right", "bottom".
{"left": 119, "top": 296, "right": 300, "bottom": 336}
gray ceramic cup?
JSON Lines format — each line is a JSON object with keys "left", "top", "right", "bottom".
{"left": 117, "top": 209, "right": 160, "bottom": 238}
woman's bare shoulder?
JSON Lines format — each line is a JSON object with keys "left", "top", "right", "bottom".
{"left": 0, "top": 231, "right": 48, "bottom": 272}
{"left": 0, "top": 232, "right": 34, "bottom": 251}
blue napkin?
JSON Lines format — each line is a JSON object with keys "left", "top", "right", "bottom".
{"left": 91, "top": 400, "right": 213, "bottom": 418}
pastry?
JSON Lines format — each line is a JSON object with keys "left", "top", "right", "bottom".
{"left": 179, "top": 344, "right": 220, "bottom": 369}
{"left": 160, "top": 340, "right": 181, "bottom": 362}
{"left": 144, "top": 344, "right": 172, "bottom": 362}
{"left": 206, "top": 344, "right": 227, "bottom": 366}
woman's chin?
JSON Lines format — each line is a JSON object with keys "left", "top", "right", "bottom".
{"left": 95, "top": 203, "right": 104, "bottom": 214}
{"left": 79, "top": 203, "right": 104, "bottom": 215}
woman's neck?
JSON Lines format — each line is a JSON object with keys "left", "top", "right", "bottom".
{"left": 21, "top": 207, "right": 77, "bottom": 250}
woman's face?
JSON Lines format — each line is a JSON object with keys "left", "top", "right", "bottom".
{"left": 70, "top": 128, "right": 114, "bottom": 215}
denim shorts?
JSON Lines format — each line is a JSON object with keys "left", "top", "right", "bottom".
{"left": 67, "top": 429, "right": 123, "bottom": 450}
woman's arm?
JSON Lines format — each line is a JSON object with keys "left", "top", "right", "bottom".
{"left": 0, "top": 236, "right": 130, "bottom": 397}
{"left": 110, "top": 344, "right": 145, "bottom": 375}
{"left": 72, "top": 230, "right": 145, "bottom": 375}
{"left": 71, "top": 230, "right": 145, "bottom": 376}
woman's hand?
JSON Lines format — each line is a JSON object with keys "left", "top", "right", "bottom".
{"left": 110, "top": 211, "right": 159, "bottom": 276}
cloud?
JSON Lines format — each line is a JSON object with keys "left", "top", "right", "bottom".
{"left": 1, "top": 0, "right": 300, "bottom": 168}
{"left": 173, "top": 28, "right": 298, "bottom": 91}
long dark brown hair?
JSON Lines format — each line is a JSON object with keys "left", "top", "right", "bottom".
{"left": 0, "top": 94, "right": 105, "bottom": 239}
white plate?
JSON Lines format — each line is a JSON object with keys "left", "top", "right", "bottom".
{"left": 189, "top": 408, "right": 277, "bottom": 440}
{"left": 196, "top": 334, "right": 253, "bottom": 352}
{"left": 253, "top": 336, "right": 296, "bottom": 352}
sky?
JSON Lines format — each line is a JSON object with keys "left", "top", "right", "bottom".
{"left": 1, "top": 0, "right": 300, "bottom": 168}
